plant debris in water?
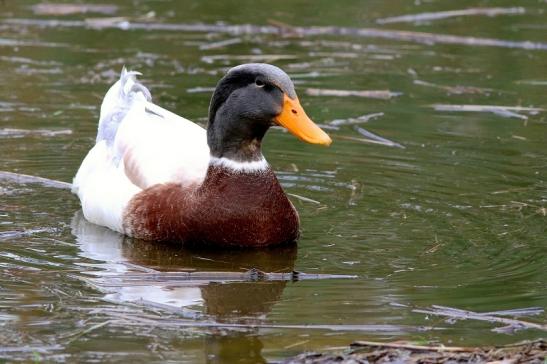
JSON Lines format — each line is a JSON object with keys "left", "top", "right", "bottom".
{"left": 329, "top": 112, "right": 384, "bottom": 127}
{"left": 430, "top": 104, "right": 543, "bottom": 121}
{"left": 414, "top": 80, "right": 497, "bottom": 95}
{"left": 5, "top": 18, "right": 547, "bottom": 50}
{"left": 413, "top": 305, "right": 546, "bottom": 333}
{"left": 0, "top": 128, "right": 72, "bottom": 138}
{"left": 376, "top": 7, "right": 526, "bottom": 25}
{"left": 354, "top": 126, "right": 405, "bottom": 149}
{"left": 282, "top": 340, "right": 546, "bottom": 364}
{"left": 32, "top": 3, "right": 118, "bottom": 16}
{"left": 0, "top": 171, "right": 72, "bottom": 190}
{"left": 306, "top": 88, "right": 401, "bottom": 100}
{"left": 84, "top": 269, "right": 358, "bottom": 287}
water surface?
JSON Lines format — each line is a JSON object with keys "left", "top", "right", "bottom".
{"left": 1, "top": 1, "right": 546, "bottom": 362}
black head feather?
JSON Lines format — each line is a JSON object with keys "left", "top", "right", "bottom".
{"left": 206, "top": 64, "right": 296, "bottom": 162}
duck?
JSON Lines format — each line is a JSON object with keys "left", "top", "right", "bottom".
{"left": 72, "top": 63, "right": 332, "bottom": 247}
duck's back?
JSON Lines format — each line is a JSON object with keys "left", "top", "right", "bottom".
{"left": 72, "top": 69, "right": 209, "bottom": 234}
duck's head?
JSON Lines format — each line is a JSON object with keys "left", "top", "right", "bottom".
{"left": 207, "top": 63, "right": 331, "bottom": 162}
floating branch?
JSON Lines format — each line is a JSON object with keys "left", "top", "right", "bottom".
{"left": 377, "top": 7, "right": 525, "bottom": 24}
{"left": 287, "top": 193, "right": 321, "bottom": 205}
{"left": 64, "top": 320, "right": 111, "bottom": 344}
{"left": 201, "top": 54, "right": 296, "bottom": 64}
{"left": 334, "top": 135, "right": 403, "bottom": 148}
{"left": 84, "top": 17, "right": 130, "bottom": 29}
{"left": 199, "top": 37, "right": 242, "bottom": 50}
{"left": 85, "top": 269, "right": 358, "bottom": 287}
{"left": 0, "top": 345, "right": 63, "bottom": 354}
{"left": 482, "top": 307, "right": 544, "bottom": 317}
{"left": 352, "top": 340, "right": 474, "bottom": 352}
{"left": 354, "top": 126, "right": 405, "bottom": 149}
{"left": 306, "top": 88, "right": 401, "bottom": 100}
{"left": 5, "top": 19, "right": 547, "bottom": 50}
{"left": 0, "top": 37, "right": 68, "bottom": 48}
{"left": 329, "top": 112, "right": 384, "bottom": 126}
{"left": 413, "top": 305, "right": 546, "bottom": 333}
{"left": 0, "top": 128, "right": 72, "bottom": 138}
{"left": 431, "top": 104, "right": 543, "bottom": 120}
{"left": 186, "top": 86, "right": 216, "bottom": 94}
{"left": 431, "top": 104, "right": 543, "bottom": 112}
{"left": 32, "top": 3, "right": 118, "bottom": 16}
{"left": 414, "top": 80, "right": 496, "bottom": 95}
{"left": 0, "top": 171, "right": 72, "bottom": 190}
{"left": 0, "top": 228, "right": 56, "bottom": 241}
{"left": 314, "top": 123, "right": 339, "bottom": 131}
{"left": 110, "top": 313, "right": 432, "bottom": 333}
{"left": 516, "top": 80, "right": 547, "bottom": 86}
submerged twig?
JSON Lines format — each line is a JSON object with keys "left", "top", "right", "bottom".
{"left": 32, "top": 4, "right": 118, "bottom": 16}
{"left": 414, "top": 80, "right": 496, "bottom": 95}
{"left": 329, "top": 112, "right": 384, "bottom": 126}
{"left": 0, "top": 228, "right": 56, "bottom": 241}
{"left": 119, "top": 261, "right": 160, "bottom": 273}
{"left": 287, "top": 193, "right": 321, "bottom": 205}
{"left": 352, "top": 340, "right": 473, "bottom": 352}
{"left": 431, "top": 104, "right": 542, "bottom": 120}
{"left": 0, "top": 171, "right": 72, "bottom": 190}
{"left": 354, "top": 126, "right": 405, "bottom": 149}
{"left": 65, "top": 320, "right": 111, "bottom": 344}
{"left": 306, "top": 88, "right": 401, "bottom": 100}
{"left": 413, "top": 305, "right": 546, "bottom": 332}
{"left": 186, "top": 86, "right": 216, "bottom": 94}
{"left": 0, "top": 345, "right": 63, "bottom": 353}
{"left": 431, "top": 104, "right": 543, "bottom": 112}
{"left": 334, "top": 135, "right": 403, "bottom": 147}
{"left": 482, "top": 307, "right": 544, "bottom": 317}
{"left": 201, "top": 54, "right": 296, "bottom": 64}
{"left": 516, "top": 80, "right": 547, "bottom": 86}
{"left": 85, "top": 269, "right": 358, "bottom": 287}
{"left": 377, "top": 7, "right": 525, "bottom": 24}
{"left": 199, "top": 37, "right": 242, "bottom": 50}
{"left": 0, "top": 128, "right": 73, "bottom": 138}
{"left": 111, "top": 312, "right": 432, "bottom": 333}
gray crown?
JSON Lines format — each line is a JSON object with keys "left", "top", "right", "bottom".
{"left": 228, "top": 63, "right": 297, "bottom": 99}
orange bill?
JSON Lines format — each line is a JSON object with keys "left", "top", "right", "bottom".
{"left": 274, "top": 94, "right": 332, "bottom": 146}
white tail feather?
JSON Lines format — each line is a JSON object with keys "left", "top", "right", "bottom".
{"left": 97, "top": 67, "right": 151, "bottom": 145}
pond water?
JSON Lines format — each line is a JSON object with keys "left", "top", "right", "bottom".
{"left": 1, "top": 0, "right": 546, "bottom": 362}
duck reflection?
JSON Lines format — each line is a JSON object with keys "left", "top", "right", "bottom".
{"left": 71, "top": 211, "right": 297, "bottom": 319}
{"left": 72, "top": 211, "right": 297, "bottom": 363}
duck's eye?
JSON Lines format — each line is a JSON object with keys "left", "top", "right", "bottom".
{"left": 255, "top": 79, "right": 265, "bottom": 88}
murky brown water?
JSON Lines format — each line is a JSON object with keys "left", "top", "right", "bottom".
{"left": 1, "top": 1, "right": 546, "bottom": 362}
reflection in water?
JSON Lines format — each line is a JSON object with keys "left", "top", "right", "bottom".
{"left": 71, "top": 211, "right": 297, "bottom": 318}
{"left": 71, "top": 211, "right": 297, "bottom": 362}
{"left": 205, "top": 334, "right": 266, "bottom": 364}
{"left": 72, "top": 210, "right": 204, "bottom": 308}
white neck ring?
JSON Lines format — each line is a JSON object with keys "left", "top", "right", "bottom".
{"left": 209, "top": 156, "right": 269, "bottom": 173}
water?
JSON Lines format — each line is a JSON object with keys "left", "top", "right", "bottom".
{"left": 1, "top": 0, "right": 546, "bottom": 362}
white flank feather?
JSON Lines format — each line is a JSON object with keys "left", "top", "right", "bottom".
{"left": 72, "top": 140, "right": 140, "bottom": 233}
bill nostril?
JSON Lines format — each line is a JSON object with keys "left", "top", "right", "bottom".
{"left": 291, "top": 109, "right": 297, "bottom": 114}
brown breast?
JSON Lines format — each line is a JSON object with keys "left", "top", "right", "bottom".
{"left": 123, "top": 165, "right": 300, "bottom": 247}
